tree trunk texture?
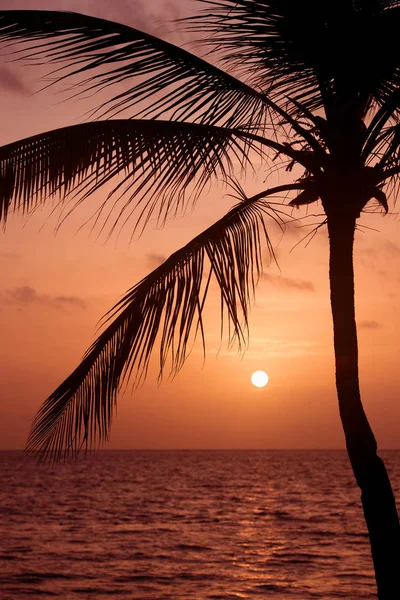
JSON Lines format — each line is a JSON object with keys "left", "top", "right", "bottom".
{"left": 327, "top": 213, "right": 400, "bottom": 599}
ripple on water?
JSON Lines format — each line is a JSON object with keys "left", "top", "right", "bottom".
{"left": 1, "top": 449, "right": 399, "bottom": 599}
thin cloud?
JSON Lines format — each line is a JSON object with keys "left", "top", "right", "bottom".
{"left": 3, "top": 285, "right": 86, "bottom": 310}
{"left": 360, "top": 245, "right": 376, "bottom": 257}
{"left": 53, "top": 295, "right": 87, "bottom": 309}
{"left": 359, "top": 240, "right": 398, "bottom": 278}
{"left": 146, "top": 253, "right": 167, "bottom": 269}
{"left": 90, "top": 0, "right": 185, "bottom": 40}
{"left": 262, "top": 273, "right": 315, "bottom": 292}
{"left": 361, "top": 240, "right": 400, "bottom": 258}
{"left": 206, "top": 335, "right": 321, "bottom": 359}
{"left": 246, "top": 338, "right": 321, "bottom": 359}
{"left": 0, "top": 66, "right": 29, "bottom": 95}
{"left": 0, "top": 251, "right": 19, "bottom": 260}
{"left": 383, "top": 240, "right": 400, "bottom": 256}
{"left": 358, "top": 320, "right": 382, "bottom": 330}
{"left": 359, "top": 257, "right": 387, "bottom": 278}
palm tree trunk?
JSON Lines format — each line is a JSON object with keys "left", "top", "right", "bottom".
{"left": 327, "top": 213, "right": 400, "bottom": 599}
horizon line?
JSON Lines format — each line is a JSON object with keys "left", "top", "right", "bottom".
{"left": 2, "top": 448, "right": 400, "bottom": 452}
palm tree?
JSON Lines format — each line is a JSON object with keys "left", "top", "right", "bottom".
{"left": 0, "top": 1, "right": 399, "bottom": 596}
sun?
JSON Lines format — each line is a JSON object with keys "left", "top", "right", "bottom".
{"left": 251, "top": 370, "right": 269, "bottom": 388}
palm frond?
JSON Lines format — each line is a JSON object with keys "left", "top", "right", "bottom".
{"left": 0, "top": 10, "right": 269, "bottom": 129}
{"left": 375, "top": 129, "right": 400, "bottom": 203}
{"left": 374, "top": 126, "right": 400, "bottom": 170}
{"left": 187, "top": 0, "right": 400, "bottom": 116}
{"left": 24, "top": 184, "right": 299, "bottom": 462}
{"left": 0, "top": 11, "right": 332, "bottom": 158}
{"left": 0, "top": 118, "right": 317, "bottom": 234}
{"left": 362, "top": 90, "right": 400, "bottom": 162}
{"left": 0, "top": 119, "right": 260, "bottom": 234}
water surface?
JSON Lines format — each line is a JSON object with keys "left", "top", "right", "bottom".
{"left": 2, "top": 450, "right": 400, "bottom": 599}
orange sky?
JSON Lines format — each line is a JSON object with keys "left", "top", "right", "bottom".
{"left": 1, "top": 0, "right": 400, "bottom": 450}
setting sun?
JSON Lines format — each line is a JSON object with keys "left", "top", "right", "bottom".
{"left": 251, "top": 371, "right": 269, "bottom": 388}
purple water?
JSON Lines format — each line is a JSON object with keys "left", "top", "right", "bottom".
{"left": 2, "top": 450, "right": 400, "bottom": 599}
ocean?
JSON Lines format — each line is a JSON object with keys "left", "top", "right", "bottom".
{"left": 1, "top": 450, "right": 400, "bottom": 599}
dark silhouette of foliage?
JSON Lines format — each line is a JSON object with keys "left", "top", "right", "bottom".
{"left": 0, "top": 2, "right": 400, "bottom": 597}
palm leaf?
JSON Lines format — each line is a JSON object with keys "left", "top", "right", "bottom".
{"left": 0, "top": 9, "right": 268, "bottom": 128}
{"left": 0, "top": 118, "right": 316, "bottom": 234}
{"left": 373, "top": 125, "right": 400, "bottom": 205}
{"left": 362, "top": 89, "right": 400, "bottom": 162}
{"left": 0, "top": 9, "right": 366, "bottom": 156}
{"left": 0, "top": 119, "right": 258, "bottom": 234}
{"left": 24, "top": 183, "right": 299, "bottom": 462}
{"left": 187, "top": 0, "right": 400, "bottom": 116}
{"left": 370, "top": 125, "right": 400, "bottom": 169}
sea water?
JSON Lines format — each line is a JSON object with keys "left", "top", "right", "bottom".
{"left": 2, "top": 450, "right": 400, "bottom": 599}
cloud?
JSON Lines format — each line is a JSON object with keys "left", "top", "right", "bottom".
{"left": 146, "top": 253, "right": 167, "bottom": 269}
{"left": 362, "top": 240, "right": 400, "bottom": 259}
{"left": 359, "top": 240, "right": 400, "bottom": 278}
{"left": 0, "top": 251, "right": 19, "bottom": 260}
{"left": 89, "top": 0, "right": 185, "bottom": 40}
{"left": 359, "top": 257, "right": 387, "bottom": 278}
{"left": 0, "top": 66, "right": 29, "bottom": 95}
{"left": 53, "top": 295, "right": 87, "bottom": 309}
{"left": 360, "top": 246, "right": 375, "bottom": 257}
{"left": 3, "top": 286, "right": 86, "bottom": 311}
{"left": 282, "top": 223, "right": 307, "bottom": 239}
{"left": 383, "top": 240, "right": 400, "bottom": 256}
{"left": 206, "top": 335, "right": 321, "bottom": 359}
{"left": 247, "top": 338, "right": 321, "bottom": 358}
{"left": 262, "top": 273, "right": 315, "bottom": 292}
{"left": 134, "top": 1, "right": 184, "bottom": 37}
{"left": 358, "top": 320, "right": 382, "bottom": 330}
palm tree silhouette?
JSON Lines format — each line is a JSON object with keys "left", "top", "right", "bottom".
{"left": 0, "top": 1, "right": 399, "bottom": 597}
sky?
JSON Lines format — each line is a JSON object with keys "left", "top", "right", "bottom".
{"left": 1, "top": 0, "right": 400, "bottom": 450}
